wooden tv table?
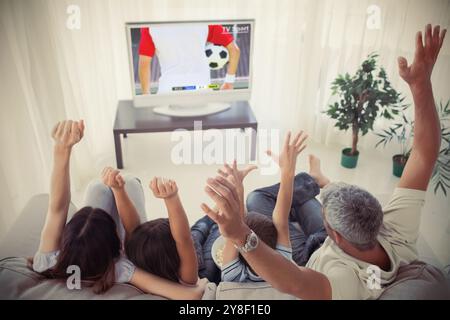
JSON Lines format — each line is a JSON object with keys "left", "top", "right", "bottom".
{"left": 113, "top": 100, "right": 258, "bottom": 169}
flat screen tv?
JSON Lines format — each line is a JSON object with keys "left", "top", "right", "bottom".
{"left": 126, "top": 19, "right": 254, "bottom": 116}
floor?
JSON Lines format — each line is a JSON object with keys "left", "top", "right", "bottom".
{"left": 72, "top": 130, "right": 450, "bottom": 269}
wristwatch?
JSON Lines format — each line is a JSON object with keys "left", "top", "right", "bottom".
{"left": 233, "top": 230, "right": 259, "bottom": 253}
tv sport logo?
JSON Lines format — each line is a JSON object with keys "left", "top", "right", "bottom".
{"left": 223, "top": 25, "right": 250, "bottom": 34}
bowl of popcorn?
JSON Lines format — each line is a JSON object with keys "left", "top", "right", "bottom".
{"left": 212, "top": 235, "right": 226, "bottom": 268}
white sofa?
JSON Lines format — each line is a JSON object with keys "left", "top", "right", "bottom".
{"left": 0, "top": 194, "right": 448, "bottom": 300}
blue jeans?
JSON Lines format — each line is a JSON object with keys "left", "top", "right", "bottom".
{"left": 246, "top": 173, "right": 327, "bottom": 266}
{"left": 191, "top": 173, "right": 327, "bottom": 283}
{"left": 191, "top": 215, "right": 222, "bottom": 284}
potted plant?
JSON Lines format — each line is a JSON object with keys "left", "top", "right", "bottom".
{"left": 432, "top": 99, "right": 450, "bottom": 195}
{"left": 376, "top": 99, "right": 450, "bottom": 184}
{"left": 375, "top": 105, "right": 413, "bottom": 177}
{"left": 325, "top": 53, "right": 404, "bottom": 168}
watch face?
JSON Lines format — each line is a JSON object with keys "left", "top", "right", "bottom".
{"left": 238, "top": 231, "right": 259, "bottom": 253}
{"left": 249, "top": 235, "right": 258, "bottom": 247}
{"left": 244, "top": 232, "right": 259, "bottom": 252}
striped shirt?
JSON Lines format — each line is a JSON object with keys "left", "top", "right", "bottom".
{"left": 221, "top": 244, "right": 293, "bottom": 283}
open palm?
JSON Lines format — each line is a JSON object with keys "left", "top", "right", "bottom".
{"left": 398, "top": 25, "right": 446, "bottom": 86}
{"left": 217, "top": 160, "right": 257, "bottom": 217}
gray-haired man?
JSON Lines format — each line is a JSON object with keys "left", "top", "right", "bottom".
{"left": 201, "top": 24, "right": 446, "bottom": 299}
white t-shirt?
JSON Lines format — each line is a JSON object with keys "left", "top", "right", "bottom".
{"left": 306, "top": 188, "right": 426, "bottom": 300}
{"left": 150, "top": 24, "right": 211, "bottom": 93}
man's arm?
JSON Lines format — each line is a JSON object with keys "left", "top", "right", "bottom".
{"left": 101, "top": 167, "right": 141, "bottom": 240}
{"left": 138, "top": 55, "right": 151, "bottom": 95}
{"left": 202, "top": 133, "right": 331, "bottom": 299}
{"left": 398, "top": 24, "right": 446, "bottom": 191}
{"left": 150, "top": 177, "right": 198, "bottom": 285}
{"left": 201, "top": 176, "right": 331, "bottom": 299}
{"left": 38, "top": 120, "right": 84, "bottom": 253}
{"left": 216, "top": 161, "right": 258, "bottom": 265}
{"left": 239, "top": 226, "right": 331, "bottom": 299}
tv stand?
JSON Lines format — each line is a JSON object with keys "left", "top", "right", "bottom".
{"left": 113, "top": 100, "right": 258, "bottom": 168}
{"left": 153, "top": 102, "right": 231, "bottom": 117}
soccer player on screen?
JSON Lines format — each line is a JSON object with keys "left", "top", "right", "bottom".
{"left": 138, "top": 24, "right": 240, "bottom": 94}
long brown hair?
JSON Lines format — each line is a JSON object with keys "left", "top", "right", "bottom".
{"left": 125, "top": 218, "right": 181, "bottom": 282}
{"left": 33, "top": 207, "right": 121, "bottom": 293}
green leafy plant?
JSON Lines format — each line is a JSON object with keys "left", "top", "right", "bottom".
{"left": 376, "top": 99, "right": 450, "bottom": 194}
{"left": 375, "top": 104, "right": 413, "bottom": 164}
{"left": 326, "top": 53, "right": 405, "bottom": 156}
{"left": 432, "top": 100, "right": 450, "bottom": 196}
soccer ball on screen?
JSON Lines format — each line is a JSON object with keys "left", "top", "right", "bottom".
{"left": 205, "top": 43, "right": 229, "bottom": 70}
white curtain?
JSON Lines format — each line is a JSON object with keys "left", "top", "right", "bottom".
{"left": 1, "top": 0, "right": 449, "bottom": 235}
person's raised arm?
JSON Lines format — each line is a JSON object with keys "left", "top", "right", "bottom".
{"left": 138, "top": 55, "right": 152, "bottom": 95}
{"left": 267, "top": 131, "right": 308, "bottom": 247}
{"left": 130, "top": 268, "right": 207, "bottom": 300}
{"left": 150, "top": 177, "right": 198, "bottom": 285}
{"left": 201, "top": 176, "right": 331, "bottom": 300}
{"left": 101, "top": 167, "right": 141, "bottom": 240}
{"left": 215, "top": 161, "right": 257, "bottom": 265}
{"left": 398, "top": 24, "right": 446, "bottom": 191}
{"left": 38, "top": 120, "right": 84, "bottom": 253}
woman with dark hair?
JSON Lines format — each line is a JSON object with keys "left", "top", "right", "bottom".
{"left": 32, "top": 120, "right": 206, "bottom": 299}
{"left": 101, "top": 169, "right": 198, "bottom": 286}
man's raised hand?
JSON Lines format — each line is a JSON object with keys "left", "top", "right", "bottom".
{"left": 201, "top": 176, "right": 249, "bottom": 243}
{"left": 398, "top": 24, "right": 446, "bottom": 87}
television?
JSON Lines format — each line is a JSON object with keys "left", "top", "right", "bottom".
{"left": 126, "top": 19, "right": 254, "bottom": 116}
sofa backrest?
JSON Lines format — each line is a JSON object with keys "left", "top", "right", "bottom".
{"left": 0, "top": 194, "right": 78, "bottom": 259}
{"left": 0, "top": 257, "right": 164, "bottom": 300}
{"left": 378, "top": 261, "right": 449, "bottom": 300}
{"left": 215, "top": 282, "right": 298, "bottom": 300}
{"left": 1, "top": 257, "right": 449, "bottom": 300}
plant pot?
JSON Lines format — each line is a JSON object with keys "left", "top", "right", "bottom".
{"left": 392, "top": 154, "right": 408, "bottom": 178}
{"left": 341, "top": 148, "right": 359, "bottom": 169}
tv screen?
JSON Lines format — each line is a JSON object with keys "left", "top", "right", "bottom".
{"left": 127, "top": 20, "right": 253, "bottom": 96}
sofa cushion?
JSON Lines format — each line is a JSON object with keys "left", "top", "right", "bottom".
{"left": 379, "top": 261, "right": 450, "bottom": 300}
{"left": 215, "top": 282, "right": 298, "bottom": 300}
{"left": 0, "top": 257, "right": 218, "bottom": 300}
{"left": 0, "top": 257, "right": 165, "bottom": 300}
{"left": 214, "top": 261, "right": 449, "bottom": 300}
